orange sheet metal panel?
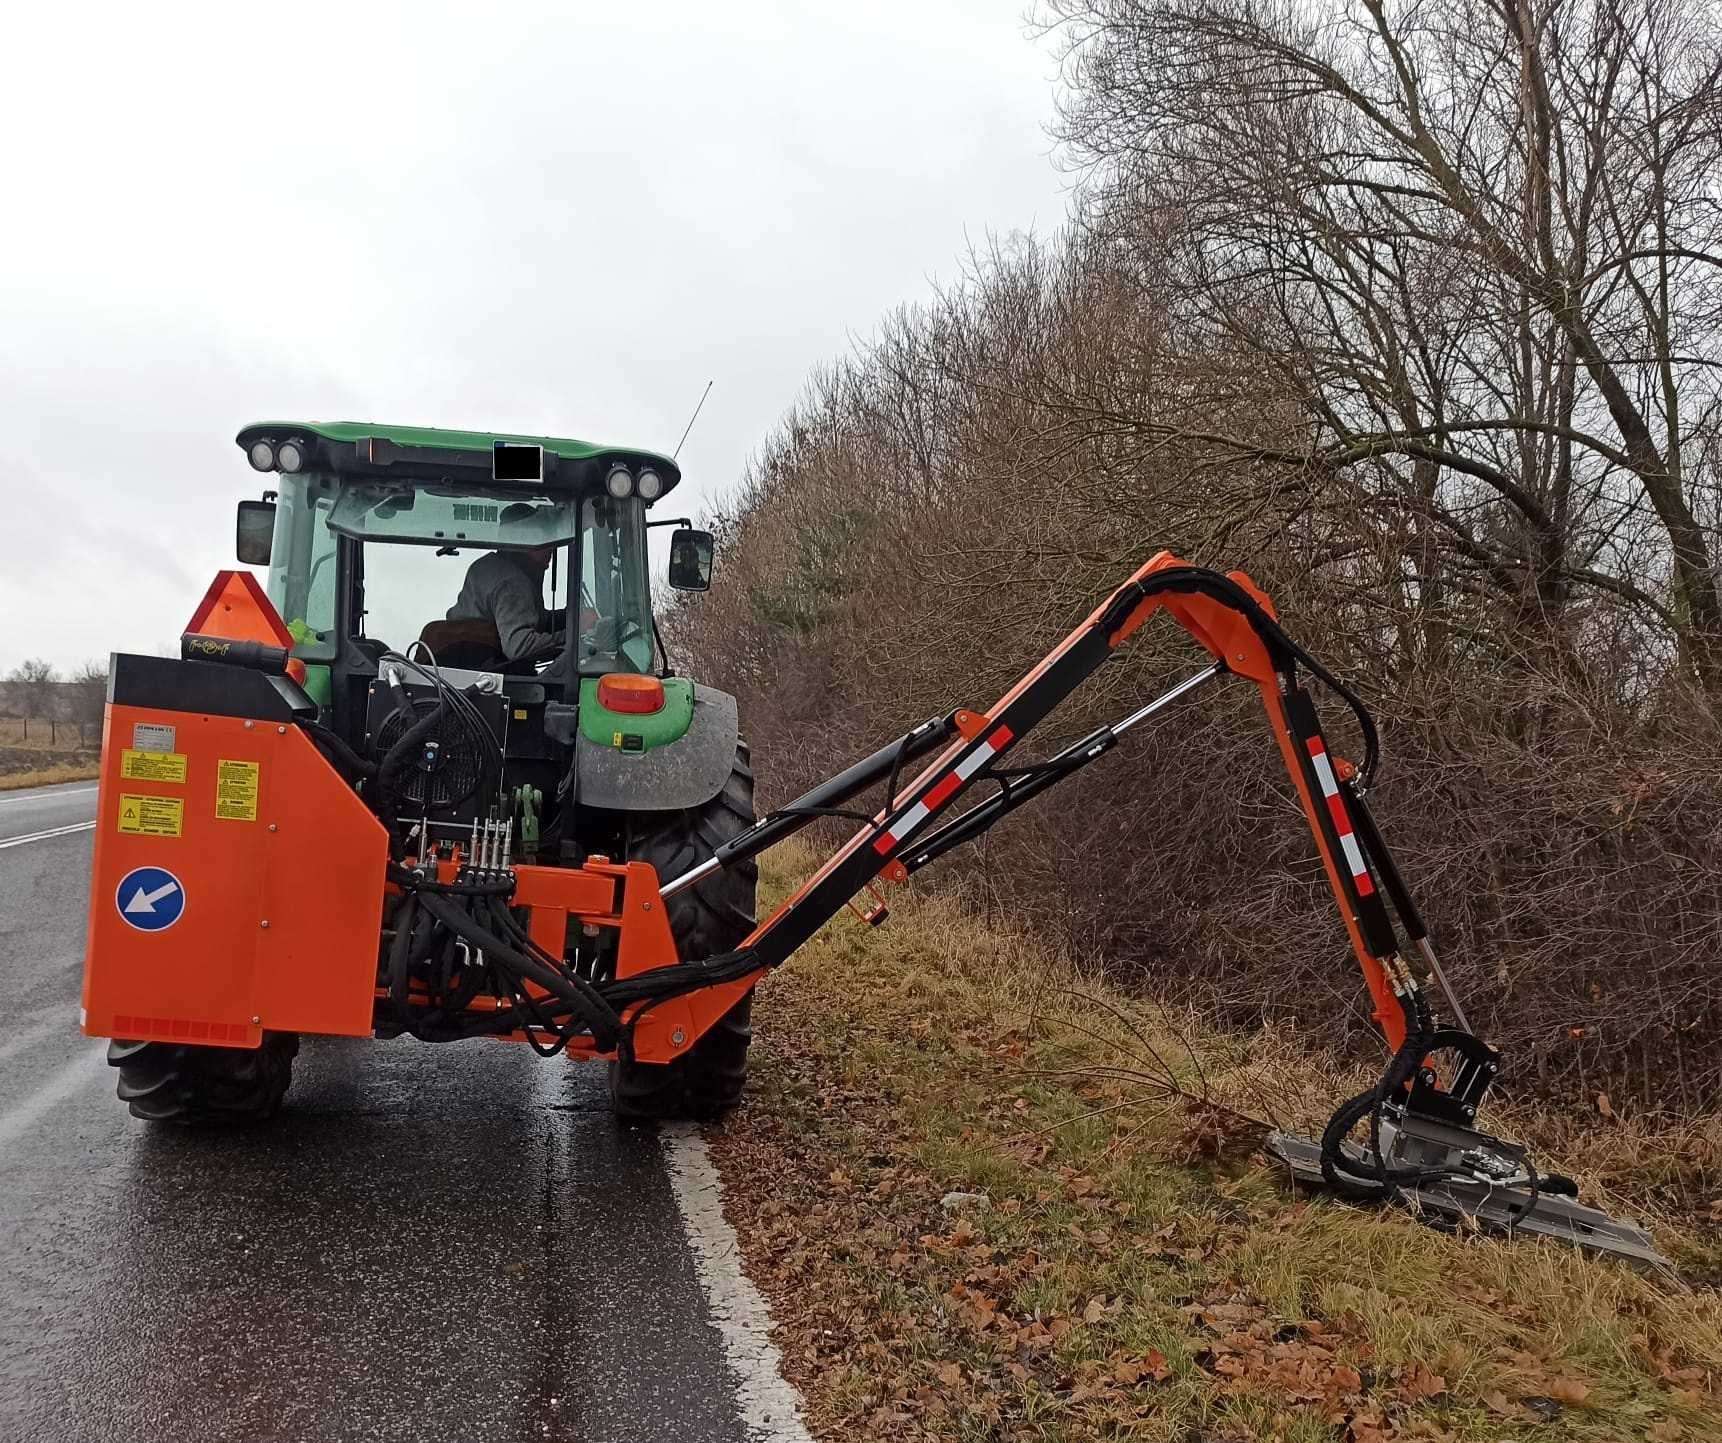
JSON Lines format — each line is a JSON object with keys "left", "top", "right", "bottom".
{"left": 83, "top": 703, "right": 388, "bottom": 1045}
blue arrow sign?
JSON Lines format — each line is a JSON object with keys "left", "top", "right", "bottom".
{"left": 115, "top": 866, "right": 187, "bottom": 932}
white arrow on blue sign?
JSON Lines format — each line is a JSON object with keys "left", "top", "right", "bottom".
{"left": 115, "top": 866, "right": 187, "bottom": 932}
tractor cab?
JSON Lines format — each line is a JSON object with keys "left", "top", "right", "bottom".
{"left": 229, "top": 421, "right": 733, "bottom": 870}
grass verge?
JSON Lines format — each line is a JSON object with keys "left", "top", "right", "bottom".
{"left": 707, "top": 846, "right": 1722, "bottom": 1442}
{"left": 0, "top": 762, "right": 100, "bottom": 792}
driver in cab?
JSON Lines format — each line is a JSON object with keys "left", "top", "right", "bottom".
{"left": 445, "top": 504, "right": 615, "bottom": 671}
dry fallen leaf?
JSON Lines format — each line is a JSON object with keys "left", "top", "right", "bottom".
{"left": 1545, "top": 1376, "right": 1593, "bottom": 1406}
{"left": 1396, "top": 1364, "right": 1448, "bottom": 1401}
{"left": 933, "top": 1362, "right": 963, "bottom": 1389}
{"left": 1648, "top": 1421, "right": 1685, "bottom": 1442}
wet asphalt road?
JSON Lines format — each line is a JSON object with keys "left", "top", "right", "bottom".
{"left": 0, "top": 783, "right": 751, "bottom": 1443}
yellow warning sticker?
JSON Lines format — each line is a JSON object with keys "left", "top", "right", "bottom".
{"left": 118, "top": 793, "right": 184, "bottom": 837}
{"left": 215, "top": 760, "right": 260, "bottom": 822}
{"left": 120, "top": 749, "right": 187, "bottom": 783}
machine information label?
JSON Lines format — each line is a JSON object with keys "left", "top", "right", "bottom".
{"left": 132, "top": 723, "right": 176, "bottom": 753}
{"left": 216, "top": 760, "right": 260, "bottom": 821}
{"left": 117, "top": 794, "right": 184, "bottom": 837}
{"left": 120, "top": 749, "right": 187, "bottom": 783}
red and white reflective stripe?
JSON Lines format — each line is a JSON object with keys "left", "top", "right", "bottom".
{"left": 1305, "top": 736, "right": 1375, "bottom": 897}
{"left": 874, "top": 724, "right": 1015, "bottom": 854}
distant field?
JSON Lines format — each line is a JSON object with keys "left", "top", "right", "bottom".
{"left": 0, "top": 717, "right": 99, "bottom": 789}
{"left": 0, "top": 717, "right": 97, "bottom": 751}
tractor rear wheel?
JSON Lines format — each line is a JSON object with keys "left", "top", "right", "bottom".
{"left": 611, "top": 743, "right": 758, "bottom": 1121}
{"left": 108, "top": 1032, "right": 299, "bottom": 1124}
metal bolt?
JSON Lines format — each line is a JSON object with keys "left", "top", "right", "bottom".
{"left": 251, "top": 1015, "right": 261, "bottom": 1025}
{"left": 1463, "top": 1105, "right": 1475, "bottom": 1118}
{"left": 267, "top": 823, "right": 278, "bottom": 833}
{"left": 277, "top": 725, "right": 286, "bottom": 734}
{"left": 671, "top": 1028, "right": 686, "bottom": 1047}
{"left": 260, "top": 920, "right": 270, "bottom": 929}
{"left": 243, "top": 720, "right": 255, "bottom": 730}
{"left": 642, "top": 900, "right": 652, "bottom": 911}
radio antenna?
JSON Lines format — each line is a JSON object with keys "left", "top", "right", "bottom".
{"left": 672, "top": 380, "right": 714, "bottom": 461}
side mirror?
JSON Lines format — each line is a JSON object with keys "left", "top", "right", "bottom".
{"left": 236, "top": 499, "right": 277, "bottom": 566}
{"left": 667, "top": 528, "right": 714, "bottom": 592}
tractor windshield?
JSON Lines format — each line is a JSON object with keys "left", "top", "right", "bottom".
{"left": 264, "top": 475, "right": 655, "bottom": 674}
{"left": 356, "top": 497, "right": 653, "bottom": 670}
{"left": 359, "top": 540, "right": 570, "bottom": 658}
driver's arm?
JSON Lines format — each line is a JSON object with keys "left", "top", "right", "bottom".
{"left": 491, "top": 571, "right": 560, "bottom": 661}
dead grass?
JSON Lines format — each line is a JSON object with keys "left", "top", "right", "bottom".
{"left": 0, "top": 761, "right": 100, "bottom": 792}
{"left": 0, "top": 718, "right": 100, "bottom": 790}
{"left": 706, "top": 844, "right": 1722, "bottom": 1442}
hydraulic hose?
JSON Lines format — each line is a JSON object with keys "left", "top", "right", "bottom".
{"left": 414, "top": 890, "right": 623, "bottom": 1049}
{"left": 1116, "top": 567, "right": 1382, "bottom": 784}
{"left": 298, "top": 719, "right": 378, "bottom": 782}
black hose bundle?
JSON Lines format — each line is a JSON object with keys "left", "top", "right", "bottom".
{"left": 1316, "top": 979, "right": 1498, "bottom": 1200}
{"left": 299, "top": 719, "right": 377, "bottom": 783}
{"left": 1105, "top": 566, "right": 1382, "bottom": 784}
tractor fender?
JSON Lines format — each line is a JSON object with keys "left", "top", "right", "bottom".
{"left": 573, "top": 684, "right": 741, "bottom": 812}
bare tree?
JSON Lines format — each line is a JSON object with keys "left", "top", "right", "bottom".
{"left": 4, "top": 659, "right": 58, "bottom": 742}
{"left": 68, "top": 661, "right": 106, "bottom": 747}
{"left": 1046, "top": 0, "right": 1722, "bottom": 690}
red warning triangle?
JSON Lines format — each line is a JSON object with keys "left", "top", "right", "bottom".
{"left": 185, "top": 571, "right": 293, "bottom": 648}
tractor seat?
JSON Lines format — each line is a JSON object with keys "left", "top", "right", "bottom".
{"left": 417, "top": 619, "right": 508, "bottom": 671}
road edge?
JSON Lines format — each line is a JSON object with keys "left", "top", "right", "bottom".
{"left": 661, "top": 1122, "right": 817, "bottom": 1443}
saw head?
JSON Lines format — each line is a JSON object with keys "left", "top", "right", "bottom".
{"left": 1266, "top": 1117, "right": 1667, "bottom": 1269}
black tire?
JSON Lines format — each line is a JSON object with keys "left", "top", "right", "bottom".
{"left": 108, "top": 1033, "right": 299, "bottom": 1124}
{"left": 611, "top": 743, "right": 758, "bottom": 1121}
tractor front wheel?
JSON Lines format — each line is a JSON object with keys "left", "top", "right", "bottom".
{"left": 611, "top": 744, "right": 758, "bottom": 1122}
{"left": 108, "top": 1032, "right": 299, "bottom": 1124}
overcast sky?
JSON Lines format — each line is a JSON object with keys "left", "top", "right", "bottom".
{"left": 0, "top": 1, "right": 1069, "bottom": 674}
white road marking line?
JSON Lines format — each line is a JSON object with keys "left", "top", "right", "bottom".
{"left": 0, "top": 1014, "right": 69, "bottom": 1067}
{"left": 0, "top": 786, "right": 98, "bottom": 807}
{"left": 0, "top": 1040, "right": 108, "bottom": 1149}
{"left": 662, "top": 1123, "right": 817, "bottom": 1443}
{"left": 0, "top": 821, "right": 96, "bottom": 850}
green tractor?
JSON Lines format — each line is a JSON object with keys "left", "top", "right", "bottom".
{"left": 210, "top": 421, "right": 755, "bottom": 1119}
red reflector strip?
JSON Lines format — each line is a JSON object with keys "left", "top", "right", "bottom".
{"left": 1305, "top": 736, "right": 1375, "bottom": 897}
{"left": 922, "top": 772, "right": 963, "bottom": 811}
{"left": 872, "top": 721, "right": 1016, "bottom": 855}
{"left": 111, "top": 1014, "right": 251, "bottom": 1043}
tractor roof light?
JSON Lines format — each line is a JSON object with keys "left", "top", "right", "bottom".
{"left": 604, "top": 464, "right": 634, "bottom": 499}
{"left": 597, "top": 673, "right": 666, "bottom": 715}
{"left": 636, "top": 468, "right": 663, "bottom": 501}
{"left": 247, "top": 439, "right": 276, "bottom": 472}
{"left": 276, "top": 438, "right": 308, "bottom": 473}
